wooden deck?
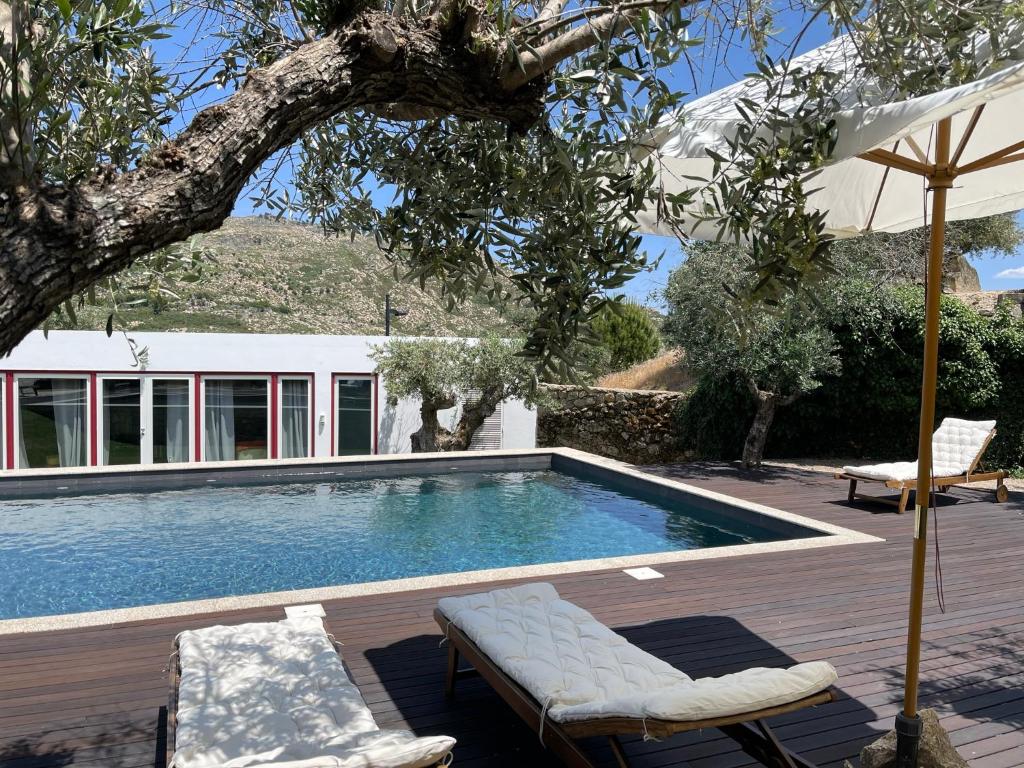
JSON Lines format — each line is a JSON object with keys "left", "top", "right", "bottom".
{"left": 1, "top": 464, "right": 1023, "bottom": 768}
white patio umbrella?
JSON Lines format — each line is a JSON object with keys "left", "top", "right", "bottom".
{"left": 632, "top": 32, "right": 1024, "bottom": 767}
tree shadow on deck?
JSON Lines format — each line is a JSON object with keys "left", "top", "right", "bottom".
{"left": 882, "top": 629, "right": 1024, "bottom": 733}
{"left": 0, "top": 716, "right": 157, "bottom": 768}
{"left": 363, "top": 613, "right": 884, "bottom": 767}
{"left": 640, "top": 462, "right": 832, "bottom": 488}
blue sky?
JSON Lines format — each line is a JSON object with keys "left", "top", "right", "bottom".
{"left": 156, "top": 7, "right": 1024, "bottom": 307}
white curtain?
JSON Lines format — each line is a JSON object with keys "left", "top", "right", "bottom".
{"left": 204, "top": 381, "right": 236, "bottom": 461}
{"left": 18, "top": 428, "right": 28, "bottom": 469}
{"left": 164, "top": 382, "right": 189, "bottom": 463}
{"left": 281, "top": 379, "right": 309, "bottom": 459}
{"left": 52, "top": 379, "right": 86, "bottom": 467}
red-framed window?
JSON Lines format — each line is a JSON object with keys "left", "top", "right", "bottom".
{"left": 2, "top": 369, "right": 318, "bottom": 469}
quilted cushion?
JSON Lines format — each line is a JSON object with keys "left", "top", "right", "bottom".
{"left": 438, "top": 583, "right": 837, "bottom": 723}
{"left": 843, "top": 417, "right": 995, "bottom": 481}
{"left": 171, "top": 617, "right": 455, "bottom": 768}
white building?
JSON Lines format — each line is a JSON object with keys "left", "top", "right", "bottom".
{"left": 0, "top": 331, "right": 536, "bottom": 470}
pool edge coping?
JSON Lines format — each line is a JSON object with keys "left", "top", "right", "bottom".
{"left": 0, "top": 447, "right": 883, "bottom": 635}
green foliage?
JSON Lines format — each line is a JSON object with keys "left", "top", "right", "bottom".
{"left": 45, "top": 237, "right": 209, "bottom": 335}
{"left": 849, "top": 0, "right": 1024, "bottom": 97}
{"left": 675, "top": 284, "right": 1024, "bottom": 471}
{"left": 371, "top": 338, "right": 462, "bottom": 406}
{"left": 826, "top": 213, "right": 1024, "bottom": 284}
{"left": 591, "top": 301, "right": 660, "bottom": 372}
{"left": 673, "top": 62, "right": 842, "bottom": 303}
{"left": 370, "top": 335, "right": 541, "bottom": 408}
{"left": 13, "top": 0, "right": 1019, "bottom": 374}
{"left": 663, "top": 242, "right": 841, "bottom": 399}
{"left": 8, "top": 1, "right": 176, "bottom": 184}
{"left": 673, "top": 374, "right": 753, "bottom": 460}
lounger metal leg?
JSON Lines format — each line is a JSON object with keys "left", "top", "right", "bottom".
{"left": 607, "top": 736, "right": 631, "bottom": 768}
{"left": 719, "top": 720, "right": 818, "bottom": 768}
{"left": 445, "top": 643, "right": 459, "bottom": 699}
{"left": 847, "top": 478, "right": 857, "bottom": 502}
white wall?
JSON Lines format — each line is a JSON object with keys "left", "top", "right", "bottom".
{"left": 1, "top": 331, "right": 536, "bottom": 462}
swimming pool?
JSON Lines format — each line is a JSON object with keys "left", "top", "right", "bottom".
{"left": 0, "top": 460, "right": 827, "bottom": 620}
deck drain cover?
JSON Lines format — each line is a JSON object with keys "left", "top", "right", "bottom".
{"left": 284, "top": 603, "right": 326, "bottom": 618}
{"left": 623, "top": 567, "right": 664, "bottom": 580}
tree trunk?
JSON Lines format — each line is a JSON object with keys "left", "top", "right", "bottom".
{"left": 443, "top": 388, "right": 501, "bottom": 451}
{"left": 410, "top": 395, "right": 456, "bottom": 452}
{"left": 741, "top": 392, "right": 777, "bottom": 468}
{"left": 410, "top": 390, "right": 500, "bottom": 452}
{"left": 741, "top": 383, "right": 798, "bottom": 468}
{"left": 0, "top": 10, "right": 546, "bottom": 356}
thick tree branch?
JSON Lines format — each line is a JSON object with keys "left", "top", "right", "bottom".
{"left": 501, "top": 3, "right": 665, "bottom": 90}
{"left": 0, "top": 11, "right": 549, "bottom": 355}
{"left": 519, "top": 0, "right": 667, "bottom": 43}
{"left": 532, "top": 0, "right": 571, "bottom": 35}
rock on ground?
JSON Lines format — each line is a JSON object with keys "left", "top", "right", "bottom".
{"left": 850, "top": 710, "right": 969, "bottom": 768}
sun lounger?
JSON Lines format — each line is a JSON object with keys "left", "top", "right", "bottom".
{"left": 835, "top": 417, "right": 1008, "bottom": 514}
{"left": 167, "top": 616, "right": 455, "bottom": 768}
{"left": 435, "top": 582, "right": 837, "bottom": 768}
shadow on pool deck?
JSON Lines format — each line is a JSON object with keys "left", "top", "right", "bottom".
{"left": 364, "top": 614, "right": 883, "bottom": 768}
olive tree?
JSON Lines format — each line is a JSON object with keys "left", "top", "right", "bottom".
{"left": 664, "top": 242, "right": 841, "bottom": 466}
{"left": 371, "top": 335, "right": 540, "bottom": 451}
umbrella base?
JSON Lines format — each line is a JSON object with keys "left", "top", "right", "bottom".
{"left": 847, "top": 710, "right": 968, "bottom": 768}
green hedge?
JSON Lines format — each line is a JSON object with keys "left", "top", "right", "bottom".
{"left": 675, "top": 287, "right": 1024, "bottom": 470}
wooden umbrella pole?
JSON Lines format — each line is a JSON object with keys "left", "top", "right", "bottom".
{"left": 896, "top": 116, "right": 953, "bottom": 768}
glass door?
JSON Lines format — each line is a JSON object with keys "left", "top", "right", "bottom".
{"left": 101, "top": 379, "right": 142, "bottom": 465}
{"left": 152, "top": 379, "right": 191, "bottom": 463}
{"left": 335, "top": 377, "right": 373, "bottom": 455}
{"left": 98, "top": 377, "right": 193, "bottom": 466}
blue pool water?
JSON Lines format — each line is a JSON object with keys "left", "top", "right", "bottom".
{"left": 0, "top": 470, "right": 819, "bottom": 619}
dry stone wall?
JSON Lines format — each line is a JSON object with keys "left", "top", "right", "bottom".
{"left": 537, "top": 384, "right": 690, "bottom": 464}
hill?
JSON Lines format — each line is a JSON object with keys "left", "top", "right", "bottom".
{"left": 60, "top": 217, "right": 523, "bottom": 337}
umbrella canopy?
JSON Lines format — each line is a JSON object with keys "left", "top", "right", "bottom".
{"left": 633, "top": 34, "right": 1024, "bottom": 238}
{"left": 634, "top": 31, "right": 1024, "bottom": 768}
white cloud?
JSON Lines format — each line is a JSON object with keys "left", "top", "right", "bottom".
{"left": 995, "top": 266, "right": 1024, "bottom": 280}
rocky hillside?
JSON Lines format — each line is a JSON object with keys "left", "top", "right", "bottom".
{"left": 64, "top": 217, "right": 523, "bottom": 337}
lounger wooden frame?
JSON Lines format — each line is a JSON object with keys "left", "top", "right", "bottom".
{"left": 835, "top": 428, "right": 1008, "bottom": 514}
{"left": 434, "top": 608, "right": 834, "bottom": 768}
{"left": 166, "top": 623, "right": 450, "bottom": 768}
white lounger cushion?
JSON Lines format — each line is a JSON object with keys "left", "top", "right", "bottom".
{"left": 172, "top": 617, "right": 455, "bottom": 768}
{"left": 437, "top": 583, "right": 837, "bottom": 724}
{"left": 843, "top": 418, "right": 996, "bottom": 482}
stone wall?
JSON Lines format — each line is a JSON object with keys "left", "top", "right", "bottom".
{"left": 537, "top": 384, "right": 690, "bottom": 464}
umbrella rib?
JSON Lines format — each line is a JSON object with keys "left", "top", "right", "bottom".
{"left": 904, "top": 136, "right": 929, "bottom": 164}
{"left": 958, "top": 139, "right": 1024, "bottom": 174}
{"left": 859, "top": 148, "right": 931, "bottom": 177}
{"left": 959, "top": 151, "right": 1024, "bottom": 174}
{"left": 864, "top": 141, "right": 900, "bottom": 232}
{"left": 950, "top": 104, "right": 985, "bottom": 167}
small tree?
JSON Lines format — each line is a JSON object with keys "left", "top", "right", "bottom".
{"left": 664, "top": 243, "right": 840, "bottom": 467}
{"left": 591, "top": 301, "right": 661, "bottom": 372}
{"left": 371, "top": 336, "right": 540, "bottom": 452}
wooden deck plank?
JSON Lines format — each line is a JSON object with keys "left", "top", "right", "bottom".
{"left": 0, "top": 462, "right": 1022, "bottom": 767}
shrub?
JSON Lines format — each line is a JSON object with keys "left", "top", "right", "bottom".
{"left": 591, "top": 301, "right": 661, "bottom": 372}
{"left": 675, "top": 287, "right": 1024, "bottom": 470}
